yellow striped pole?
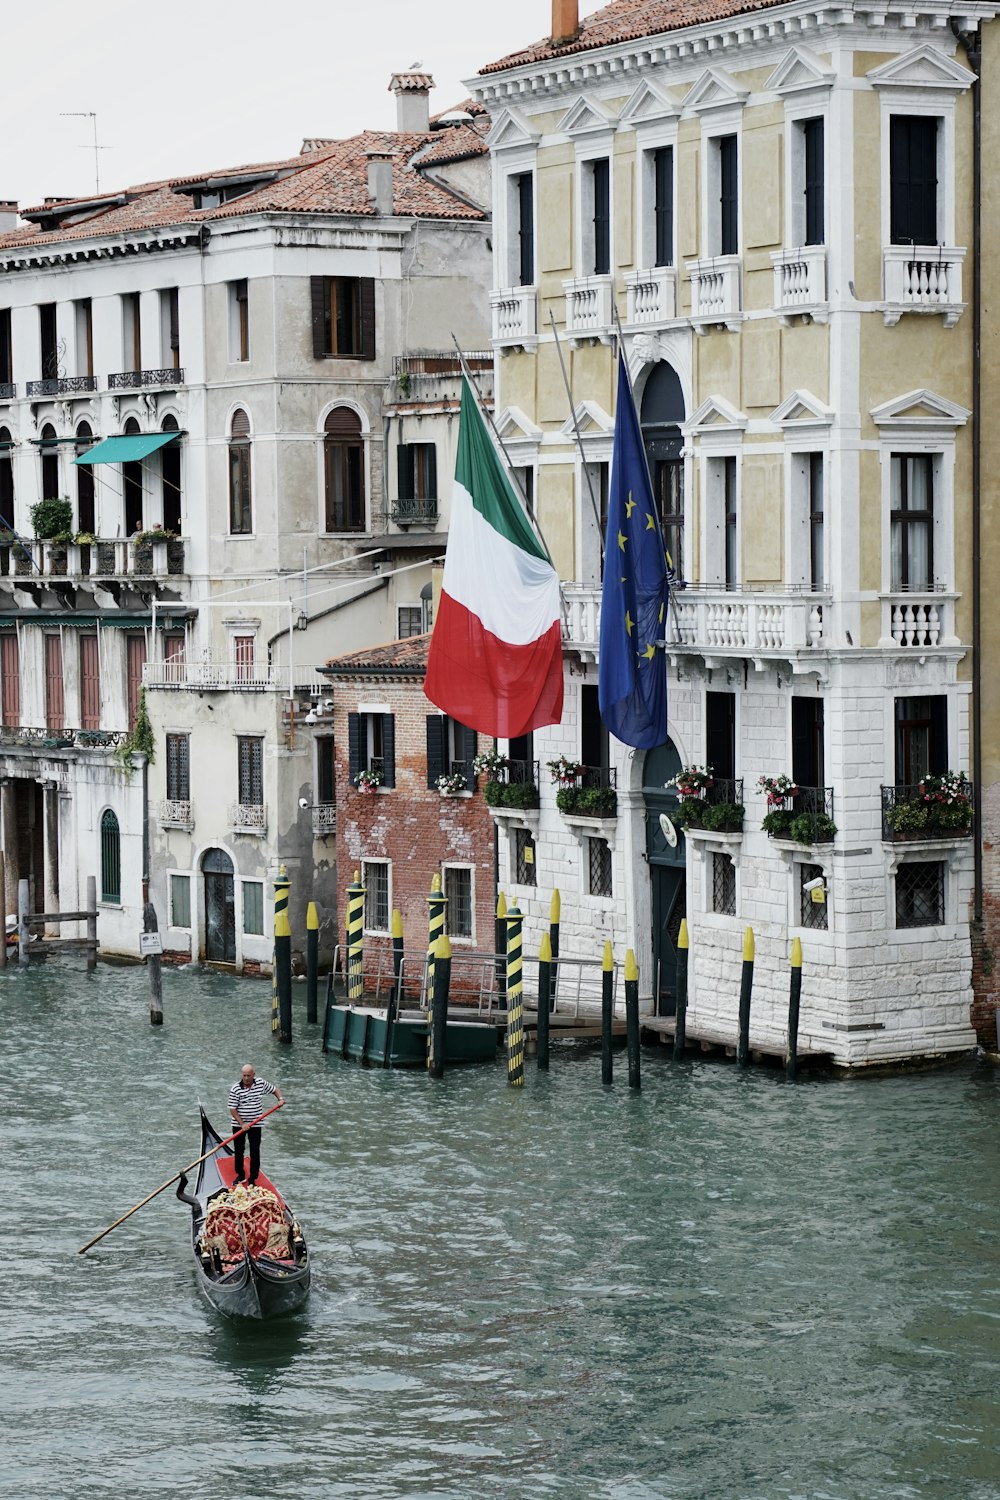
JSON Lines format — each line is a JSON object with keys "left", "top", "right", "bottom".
{"left": 601, "top": 940, "right": 614, "bottom": 1085}
{"left": 536, "top": 932, "right": 552, "bottom": 1070}
{"left": 548, "top": 889, "right": 560, "bottom": 1011}
{"left": 345, "top": 870, "right": 365, "bottom": 1004}
{"left": 673, "top": 918, "right": 689, "bottom": 1061}
{"left": 787, "top": 936, "right": 803, "bottom": 1080}
{"left": 271, "top": 864, "right": 290, "bottom": 1034}
{"left": 737, "top": 926, "right": 755, "bottom": 1067}
{"left": 306, "top": 901, "right": 319, "bottom": 1024}
{"left": 505, "top": 902, "right": 524, "bottom": 1087}
{"left": 429, "top": 933, "right": 452, "bottom": 1080}
{"left": 495, "top": 890, "right": 508, "bottom": 1004}
{"left": 384, "top": 908, "right": 404, "bottom": 1066}
{"left": 275, "top": 905, "right": 293, "bottom": 1043}
{"left": 625, "top": 947, "right": 640, "bottom": 1089}
{"left": 425, "top": 872, "right": 447, "bottom": 1014}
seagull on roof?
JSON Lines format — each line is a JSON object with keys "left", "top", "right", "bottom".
{"left": 409, "top": 60, "right": 423, "bottom": 69}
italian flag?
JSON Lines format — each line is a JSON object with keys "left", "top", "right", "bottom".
{"left": 424, "top": 379, "right": 563, "bottom": 738}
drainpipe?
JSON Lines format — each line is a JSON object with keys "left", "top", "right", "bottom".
{"left": 952, "top": 21, "right": 982, "bottom": 920}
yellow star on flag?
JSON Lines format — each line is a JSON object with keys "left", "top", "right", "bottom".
{"left": 617, "top": 530, "right": 627, "bottom": 552}
{"left": 625, "top": 493, "right": 636, "bottom": 518}
{"left": 646, "top": 513, "right": 657, "bottom": 530}
{"left": 625, "top": 610, "right": 634, "bottom": 635}
{"left": 642, "top": 643, "right": 656, "bottom": 661}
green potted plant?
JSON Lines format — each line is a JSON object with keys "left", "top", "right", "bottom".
{"left": 557, "top": 784, "right": 617, "bottom": 817}
{"left": 676, "top": 795, "right": 706, "bottom": 829}
{"left": 762, "top": 807, "right": 796, "bottom": 838}
{"left": 47, "top": 529, "right": 75, "bottom": 575}
{"left": 789, "top": 811, "right": 837, "bottom": 844}
{"left": 703, "top": 801, "right": 745, "bottom": 833}
{"left": 30, "top": 496, "right": 73, "bottom": 540}
{"left": 886, "top": 799, "right": 929, "bottom": 838}
{"left": 75, "top": 531, "right": 96, "bottom": 572}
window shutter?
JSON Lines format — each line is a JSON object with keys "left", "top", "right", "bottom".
{"left": 397, "top": 444, "right": 415, "bottom": 501}
{"left": 463, "top": 725, "right": 478, "bottom": 791}
{"left": 348, "top": 712, "right": 360, "bottom": 779}
{"left": 426, "top": 714, "right": 445, "bottom": 789}
{"left": 310, "top": 276, "right": 327, "bottom": 359}
{"left": 803, "top": 119, "right": 824, "bottom": 247}
{"left": 425, "top": 444, "right": 437, "bottom": 499}
{"left": 930, "top": 697, "right": 948, "bottom": 775}
{"left": 720, "top": 136, "right": 738, "bottom": 256}
{"left": 359, "top": 278, "right": 376, "bottom": 361}
{"left": 381, "top": 713, "right": 395, "bottom": 787}
{"left": 654, "top": 147, "right": 674, "bottom": 267}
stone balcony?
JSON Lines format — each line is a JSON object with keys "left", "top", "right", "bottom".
{"left": 491, "top": 286, "right": 537, "bottom": 351}
{"left": 882, "top": 246, "right": 965, "bottom": 327}
{"left": 563, "top": 275, "right": 615, "bottom": 345}
{"left": 686, "top": 256, "right": 742, "bottom": 331}
{"left": 145, "top": 654, "right": 284, "bottom": 691}
{"left": 877, "top": 593, "right": 959, "bottom": 649}
{"left": 0, "top": 536, "right": 186, "bottom": 583}
{"left": 624, "top": 266, "right": 677, "bottom": 326}
{"left": 772, "top": 246, "right": 828, "bottom": 324}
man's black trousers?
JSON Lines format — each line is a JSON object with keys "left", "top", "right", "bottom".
{"left": 233, "top": 1126, "right": 261, "bottom": 1183}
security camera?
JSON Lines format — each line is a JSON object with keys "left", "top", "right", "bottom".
{"left": 298, "top": 797, "right": 309, "bottom": 810}
{"left": 802, "top": 876, "right": 825, "bottom": 893}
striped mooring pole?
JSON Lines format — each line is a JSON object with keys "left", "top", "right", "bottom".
{"left": 275, "top": 903, "right": 293, "bottom": 1044}
{"left": 601, "top": 940, "right": 614, "bottom": 1086}
{"left": 536, "top": 932, "right": 552, "bottom": 1070}
{"left": 306, "top": 901, "right": 319, "bottom": 1025}
{"left": 505, "top": 902, "right": 524, "bottom": 1087}
{"left": 673, "top": 918, "right": 689, "bottom": 1062}
{"left": 625, "top": 947, "right": 640, "bottom": 1090}
{"left": 426, "top": 872, "right": 447, "bottom": 1014}
{"left": 345, "top": 870, "right": 365, "bottom": 1004}
{"left": 548, "top": 889, "right": 560, "bottom": 1012}
{"left": 429, "top": 933, "right": 452, "bottom": 1080}
{"left": 271, "top": 864, "right": 290, "bottom": 1034}
{"left": 736, "top": 926, "right": 755, "bottom": 1068}
{"left": 786, "top": 936, "right": 803, "bottom": 1080}
{"left": 495, "top": 891, "right": 508, "bottom": 1006}
{"left": 384, "top": 908, "right": 404, "bottom": 1067}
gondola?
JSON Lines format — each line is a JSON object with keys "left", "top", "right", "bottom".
{"left": 182, "top": 1106, "right": 310, "bottom": 1319}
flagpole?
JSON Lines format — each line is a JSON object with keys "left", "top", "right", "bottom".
{"left": 547, "top": 309, "right": 604, "bottom": 568}
{"left": 449, "top": 334, "right": 556, "bottom": 570}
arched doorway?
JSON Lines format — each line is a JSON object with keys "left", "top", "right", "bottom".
{"left": 640, "top": 362, "right": 685, "bottom": 582}
{"left": 643, "top": 739, "right": 686, "bottom": 1015}
{"left": 203, "top": 848, "right": 235, "bottom": 963}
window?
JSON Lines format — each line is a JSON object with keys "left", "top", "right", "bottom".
{"left": 718, "top": 135, "right": 738, "bottom": 256}
{"left": 362, "top": 860, "right": 390, "bottom": 932}
{"left": 121, "top": 291, "right": 141, "bottom": 372}
{"left": 896, "top": 861, "right": 945, "bottom": 928}
{"left": 808, "top": 454, "right": 824, "bottom": 590}
{"left": 654, "top": 455, "right": 683, "bottom": 581}
{"left": 348, "top": 711, "right": 395, "bottom": 787}
{"left": 799, "top": 863, "right": 828, "bottom": 930}
{"left": 0, "top": 634, "right": 19, "bottom": 726}
{"left": 127, "top": 635, "right": 146, "bottom": 731}
{"left": 641, "top": 362, "right": 685, "bottom": 580}
{"left": 444, "top": 866, "right": 473, "bottom": 940}
{"left": 514, "top": 828, "right": 536, "bottom": 887}
{"left": 243, "top": 881, "right": 264, "bottom": 936}
{"left": 75, "top": 298, "right": 94, "bottom": 378}
{"left": 397, "top": 443, "right": 437, "bottom": 511}
{"left": 166, "top": 733, "right": 190, "bottom": 802}
{"left": 587, "top": 158, "right": 611, "bottom": 275}
{"left": 161, "top": 415, "right": 181, "bottom": 533}
{"left": 75, "top": 422, "right": 95, "bottom": 533}
{"left": 45, "top": 636, "right": 64, "bottom": 730}
{"left": 706, "top": 691, "right": 736, "bottom": 781}
{"left": 160, "top": 288, "right": 180, "bottom": 369}
{"left": 229, "top": 279, "right": 249, "bottom": 361}
{"left": 324, "top": 408, "right": 365, "bottom": 532}
{"left": 233, "top": 635, "right": 255, "bottom": 682}
{"left": 79, "top": 633, "right": 100, "bottom": 729}
{"left": 712, "top": 852, "right": 736, "bottom": 915}
{"left": 581, "top": 683, "right": 610, "bottom": 780}
{"left": 588, "top": 837, "right": 613, "bottom": 897}
{"left": 170, "top": 874, "right": 191, "bottom": 928}
{"left": 123, "top": 416, "right": 143, "bottom": 535}
{"left": 100, "top": 810, "right": 121, "bottom": 904}
{"left": 397, "top": 605, "right": 423, "bottom": 639}
{"left": 514, "top": 172, "right": 534, "bottom": 286}
{"left": 237, "top": 736, "right": 264, "bottom": 807}
{"left": 39, "top": 302, "right": 57, "bottom": 379}
{"left": 891, "top": 454, "right": 933, "bottom": 591}
{"left": 792, "top": 697, "right": 825, "bottom": 791}
{"left": 426, "top": 715, "right": 477, "bottom": 791}
{"left": 229, "top": 409, "right": 252, "bottom": 534}
{"left": 801, "top": 118, "right": 825, "bottom": 246}
{"left": 0, "top": 426, "right": 14, "bottom": 531}
{"left": 895, "top": 696, "right": 947, "bottom": 785}
{"left": 163, "top": 631, "right": 186, "bottom": 666}
{"left": 890, "top": 116, "right": 938, "bottom": 245}
{"left": 653, "top": 146, "right": 674, "bottom": 266}
{"left": 317, "top": 738, "right": 335, "bottom": 804}
{"left": 310, "top": 276, "right": 375, "bottom": 360}
{"left": 40, "top": 422, "right": 59, "bottom": 502}
{"left": 0, "top": 308, "right": 11, "bottom": 386}
{"left": 513, "top": 465, "right": 535, "bottom": 518}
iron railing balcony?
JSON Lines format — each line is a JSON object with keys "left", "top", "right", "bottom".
{"left": 553, "top": 762, "right": 617, "bottom": 818}
{"left": 26, "top": 375, "right": 98, "bottom": 397}
{"left": 765, "top": 785, "right": 835, "bottom": 843}
{"left": 229, "top": 802, "right": 267, "bottom": 834}
{"left": 881, "top": 783, "right": 974, "bottom": 841}
{"left": 312, "top": 804, "right": 337, "bottom": 837}
{"left": 159, "top": 799, "right": 193, "bottom": 829}
{"left": 390, "top": 496, "right": 438, "bottom": 527}
{"left": 108, "top": 368, "right": 184, "bottom": 390}
{"left": 0, "top": 383, "right": 15, "bottom": 400}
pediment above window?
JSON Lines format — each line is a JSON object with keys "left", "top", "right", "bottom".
{"left": 559, "top": 401, "right": 613, "bottom": 443}
{"left": 495, "top": 405, "right": 543, "bottom": 447}
{"left": 555, "top": 95, "right": 617, "bottom": 138}
{"left": 618, "top": 79, "right": 680, "bottom": 127}
{"left": 485, "top": 107, "right": 540, "bottom": 152}
{"left": 770, "top": 389, "right": 834, "bottom": 427}
{"left": 687, "top": 394, "right": 747, "bottom": 432}
{"left": 683, "top": 67, "right": 749, "bottom": 116}
{"left": 871, "top": 389, "right": 970, "bottom": 427}
{"left": 868, "top": 45, "right": 975, "bottom": 95}
{"left": 766, "top": 45, "right": 835, "bottom": 97}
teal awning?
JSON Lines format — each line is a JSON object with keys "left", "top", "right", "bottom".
{"left": 73, "top": 433, "right": 178, "bottom": 466}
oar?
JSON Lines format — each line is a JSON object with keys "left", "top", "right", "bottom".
{"left": 77, "top": 1101, "right": 285, "bottom": 1254}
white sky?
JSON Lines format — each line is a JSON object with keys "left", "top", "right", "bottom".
{"left": 1, "top": 1, "right": 603, "bottom": 212}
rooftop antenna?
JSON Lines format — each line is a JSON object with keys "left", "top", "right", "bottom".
{"left": 60, "top": 112, "right": 108, "bottom": 194}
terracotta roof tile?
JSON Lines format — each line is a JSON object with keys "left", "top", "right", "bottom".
{"left": 481, "top": 0, "right": 795, "bottom": 73}
{"left": 322, "top": 632, "right": 430, "bottom": 676}
{"left": 389, "top": 71, "right": 436, "bottom": 93}
{"left": 415, "top": 121, "right": 490, "bottom": 168}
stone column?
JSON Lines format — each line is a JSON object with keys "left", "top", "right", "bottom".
{"left": 1, "top": 780, "right": 18, "bottom": 926}
{"left": 43, "top": 781, "right": 59, "bottom": 936}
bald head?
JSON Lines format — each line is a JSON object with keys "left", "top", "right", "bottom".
{"left": 240, "top": 1064, "right": 255, "bottom": 1084}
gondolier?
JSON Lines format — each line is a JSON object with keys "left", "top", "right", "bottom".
{"left": 228, "top": 1064, "right": 284, "bottom": 1186}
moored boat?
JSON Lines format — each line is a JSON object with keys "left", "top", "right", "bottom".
{"left": 182, "top": 1107, "right": 310, "bottom": 1319}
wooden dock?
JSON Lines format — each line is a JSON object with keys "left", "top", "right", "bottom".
{"left": 639, "top": 1014, "right": 834, "bottom": 1069}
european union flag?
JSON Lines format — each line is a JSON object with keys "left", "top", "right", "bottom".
{"left": 598, "top": 355, "right": 669, "bottom": 750}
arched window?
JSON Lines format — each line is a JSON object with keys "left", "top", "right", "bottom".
{"left": 123, "top": 416, "right": 143, "bottom": 534}
{"left": 100, "top": 810, "right": 121, "bottom": 904}
{"left": 40, "top": 422, "right": 59, "bottom": 503}
{"left": 323, "top": 407, "right": 365, "bottom": 532}
{"left": 0, "top": 426, "right": 13, "bottom": 531}
{"left": 75, "top": 421, "right": 95, "bottom": 534}
{"left": 161, "top": 414, "right": 181, "bottom": 533}
{"left": 229, "top": 409, "right": 252, "bottom": 534}
{"left": 640, "top": 363, "right": 686, "bottom": 581}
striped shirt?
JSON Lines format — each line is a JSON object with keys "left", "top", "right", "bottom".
{"left": 228, "top": 1076, "right": 278, "bottom": 1126}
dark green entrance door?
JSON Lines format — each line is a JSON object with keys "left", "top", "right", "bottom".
{"left": 643, "top": 740, "right": 686, "bottom": 1015}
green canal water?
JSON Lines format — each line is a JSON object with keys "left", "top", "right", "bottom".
{"left": 4, "top": 959, "right": 1000, "bottom": 1500}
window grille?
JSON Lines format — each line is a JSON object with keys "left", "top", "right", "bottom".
{"left": 514, "top": 829, "right": 536, "bottom": 887}
{"left": 362, "top": 861, "right": 390, "bottom": 931}
{"left": 166, "top": 734, "right": 190, "bottom": 802}
{"left": 712, "top": 853, "right": 736, "bottom": 916}
{"left": 896, "top": 861, "right": 945, "bottom": 929}
{"left": 100, "top": 809, "right": 121, "bottom": 904}
{"left": 444, "top": 867, "right": 473, "bottom": 940}
{"left": 798, "top": 863, "right": 828, "bottom": 931}
{"left": 237, "top": 736, "right": 263, "bottom": 806}
{"left": 588, "top": 837, "right": 613, "bottom": 897}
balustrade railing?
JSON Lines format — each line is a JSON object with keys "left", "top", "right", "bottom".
{"left": 145, "top": 654, "right": 277, "bottom": 690}
{"left": 491, "top": 286, "right": 537, "bottom": 347}
{"left": 108, "top": 368, "right": 185, "bottom": 389}
{"left": 0, "top": 535, "right": 185, "bottom": 580}
{"left": 772, "top": 246, "right": 827, "bottom": 314}
{"left": 625, "top": 266, "right": 677, "bottom": 325}
{"left": 563, "top": 275, "right": 615, "bottom": 342}
{"left": 687, "top": 256, "right": 741, "bottom": 325}
{"left": 883, "top": 246, "right": 965, "bottom": 326}
{"left": 230, "top": 802, "right": 267, "bottom": 834}
{"left": 312, "top": 804, "right": 337, "bottom": 837}
{"left": 879, "top": 593, "right": 956, "bottom": 648}
{"left": 159, "top": 799, "right": 193, "bottom": 828}
{"left": 0, "top": 725, "right": 126, "bottom": 748}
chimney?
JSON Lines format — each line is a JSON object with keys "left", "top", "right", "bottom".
{"left": 0, "top": 201, "right": 18, "bottom": 234}
{"left": 367, "top": 151, "right": 395, "bottom": 217}
{"left": 388, "top": 71, "right": 434, "bottom": 134}
{"left": 552, "top": 0, "right": 580, "bottom": 45}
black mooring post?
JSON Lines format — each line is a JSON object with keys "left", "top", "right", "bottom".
{"left": 430, "top": 934, "right": 451, "bottom": 1081}
{"left": 548, "top": 889, "right": 560, "bottom": 1012}
{"left": 537, "top": 933, "right": 551, "bottom": 1070}
{"left": 142, "top": 877, "right": 163, "bottom": 1027}
{"left": 601, "top": 940, "right": 614, "bottom": 1086}
{"left": 625, "top": 948, "right": 641, "bottom": 1090}
{"left": 673, "top": 918, "right": 689, "bottom": 1061}
{"left": 276, "top": 906, "right": 293, "bottom": 1044}
{"left": 306, "top": 901, "right": 319, "bottom": 1024}
{"left": 736, "top": 927, "right": 755, "bottom": 1068}
{"left": 495, "top": 891, "right": 507, "bottom": 1008}
{"left": 787, "top": 937, "right": 803, "bottom": 1080}
{"left": 384, "top": 908, "right": 404, "bottom": 1068}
